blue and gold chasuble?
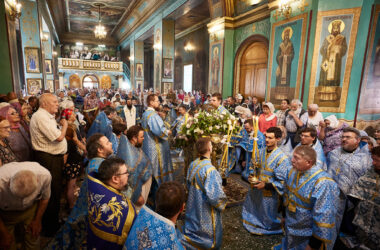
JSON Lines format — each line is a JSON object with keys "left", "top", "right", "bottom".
{"left": 86, "top": 111, "right": 118, "bottom": 153}
{"left": 274, "top": 165, "right": 339, "bottom": 250}
{"left": 46, "top": 157, "right": 105, "bottom": 249}
{"left": 216, "top": 105, "right": 230, "bottom": 115}
{"left": 294, "top": 140, "right": 326, "bottom": 170}
{"left": 180, "top": 158, "right": 228, "bottom": 249}
{"left": 125, "top": 206, "right": 184, "bottom": 250}
{"left": 326, "top": 144, "right": 372, "bottom": 239}
{"left": 349, "top": 168, "right": 380, "bottom": 247}
{"left": 116, "top": 135, "right": 152, "bottom": 204}
{"left": 172, "top": 113, "right": 188, "bottom": 135}
{"left": 227, "top": 128, "right": 266, "bottom": 180}
{"left": 141, "top": 108, "right": 174, "bottom": 185}
{"left": 87, "top": 172, "right": 136, "bottom": 250}
{"left": 242, "top": 147, "right": 290, "bottom": 235}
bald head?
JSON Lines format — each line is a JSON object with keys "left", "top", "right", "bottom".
{"left": 39, "top": 93, "right": 59, "bottom": 114}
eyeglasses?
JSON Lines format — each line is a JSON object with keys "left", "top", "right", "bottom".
{"left": 341, "top": 136, "right": 356, "bottom": 140}
{"left": 116, "top": 171, "right": 129, "bottom": 176}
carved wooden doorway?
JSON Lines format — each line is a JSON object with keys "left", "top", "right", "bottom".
{"left": 234, "top": 36, "right": 269, "bottom": 102}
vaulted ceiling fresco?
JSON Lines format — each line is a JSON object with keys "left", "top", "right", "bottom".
{"left": 66, "top": 1, "right": 132, "bottom": 34}
{"left": 47, "top": 0, "right": 211, "bottom": 45}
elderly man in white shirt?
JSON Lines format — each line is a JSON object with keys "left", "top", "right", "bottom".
{"left": 0, "top": 162, "right": 51, "bottom": 249}
{"left": 30, "top": 93, "right": 68, "bottom": 236}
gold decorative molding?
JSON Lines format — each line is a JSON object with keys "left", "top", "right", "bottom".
{"left": 208, "top": 3, "right": 270, "bottom": 30}
{"left": 58, "top": 58, "right": 123, "bottom": 72}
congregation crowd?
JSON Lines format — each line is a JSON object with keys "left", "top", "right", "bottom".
{"left": 0, "top": 87, "right": 379, "bottom": 250}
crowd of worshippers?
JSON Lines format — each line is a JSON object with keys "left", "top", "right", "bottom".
{"left": 0, "top": 88, "right": 379, "bottom": 250}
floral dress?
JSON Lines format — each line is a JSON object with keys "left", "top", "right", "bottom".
{"left": 0, "top": 138, "right": 18, "bottom": 165}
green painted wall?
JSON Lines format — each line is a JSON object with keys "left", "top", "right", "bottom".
{"left": 300, "top": 0, "right": 374, "bottom": 120}
{"left": 0, "top": 1, "right": 14, "bottom": 94}
{"left": 222, "top": 29, "right": 235, "bottom": 98}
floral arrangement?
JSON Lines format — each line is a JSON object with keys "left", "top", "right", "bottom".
{"left": 175, "top": 109, "right": 241, "bottom": 147}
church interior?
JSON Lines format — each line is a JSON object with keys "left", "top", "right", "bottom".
{"left": 0, "top": 0, "right": 379, "bottom": 132}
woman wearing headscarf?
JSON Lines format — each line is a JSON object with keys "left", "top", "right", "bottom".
{"left": 258, "top": 102, "right": 277, "bottom": 133}
{"left": 0, "top": 103, "right": 32, "bottom": 162}
{"left": 318, "top": 115, "right": 349, "bottom": 154}
{"left": 0, "top": 115, "right": 18, "bottom": 166}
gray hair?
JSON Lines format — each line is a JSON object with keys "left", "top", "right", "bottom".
{"left": 291, "top": 99, "right": 302, "bottom": 106}
{"left": 10, "top": 170, "right": 38, "bottom": 198}
{"left": 60, "top": 100, "right": 74, "bottom": 110}
{"left": 308, "top": 104, "right": 319, "bottom": 110}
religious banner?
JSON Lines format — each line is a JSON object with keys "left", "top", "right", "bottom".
{"left": 359, "top": 5, "right": 380, "bottom": 116}
{"left": 308, "top": 8, "right": 361, "bottom": 113}
{"left": 209, "top": 41, "right": 223, "bottom": 94}
{"left": 267, "top": 13, "right": 308, "bottom": 106}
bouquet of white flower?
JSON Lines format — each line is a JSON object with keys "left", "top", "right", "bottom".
{"left": 175, "top": 109, "right": 241, "bottom": 147}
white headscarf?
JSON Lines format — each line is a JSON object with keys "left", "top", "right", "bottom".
{"left": 325, "top": 115, "right": 339, "bottom": 129}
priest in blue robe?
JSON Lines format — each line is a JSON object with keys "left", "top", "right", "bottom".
{"left": 227, "top": 119, "right": 265, "bottom": 178}
{"left": 117, "top": 127, "right": 152, "bottom": 210}
{"left": 47, "top": 134, "right": 114, "bottom": 249}
{"left": 125, "top": 181, "right": 185, "bottom": 250}
{"left": 210, "top": 92, "right": 231, "bottom": 115}
{"left": 274, "top": 146, "right": 340, "bottom": 250}
{"left": 141, "top": 94, "right": 174, "bottom": 187}
{"left": 242, "top": 127, "right": 290, "bottom": 235}
{"left": 171, "top": 104, "right": 189, "bottom": 136}
{"left": 87, "top": 157, "right": 136, "bottom": 250}
{"left": 293, "top": 127, "right": 326, "bottom": 170}
{"left": 86, "top": 106, "right": 118, "bottom": 153}
{"left": 348, "top": 146, "right": 380, "bottom": 249}
{"left": 326, "top": 127, "right": 372, "bottom": 244}
{"left": 180, "top": 137, "right": 228, "bottom": 249}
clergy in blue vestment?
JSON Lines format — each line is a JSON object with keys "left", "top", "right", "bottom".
{"left": 141, "top": 94, "right": 174, "bottom": 187}
{"left": 171, "top": 104, "right": 189, "bottom": 136}
{"left": 87, "top": 157, "right": 136, "bottom": 250}
{"left": 293, "top": 127, "right": 326, "bottom": 170}
{"left": 47, "top": 133, "right": 113, "bottom": 249}
{"left": 348, "top": 146, "right": 380, "bottom": 249}
{"left": 180, "top": 137, "right": 228, "bottom": 249}
{"left": 117, "top": 125, "right": 153, "bottom": 210}
{"left": 126, "top": 181, "right": 185, "bottom": 249}
{"left": 274, "top": 146, "right": 340, "bottom": 250}
{"left": 86, "top": 106, "right": 119, "bottom": 153}
{"left": 211, "top": 92, "right": 231, "bottom": 115}
{"left": 326, "top": 127, "right": 372, "bottom": 244}
{"left": 242, "top": 127, "right": 291, "bottom": 235}
{"left": 226, "top": 119, "right": 265, "bottom": 179}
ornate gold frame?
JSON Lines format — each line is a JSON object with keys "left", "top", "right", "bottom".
{"left": 209, "top": 40, "right": 224, "bottom": 94}
{"left": 359, "top": 5, "right": 380, "bottom": 115}
{"left": 308, "top": 7, "right": 361, "bottom": 113}
{"left": 266, "top": 13, "right": 308, "bottom": 103}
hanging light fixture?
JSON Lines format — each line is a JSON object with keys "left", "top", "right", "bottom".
{"left": 94, "top": 3, "right": 107, "bottom": 39}
{"left": 5, "top": 0, "right": 22, "bottom": 20}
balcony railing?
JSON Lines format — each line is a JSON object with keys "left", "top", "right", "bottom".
{"left": 58, "top": 58, "right": 123, "bottom": 72}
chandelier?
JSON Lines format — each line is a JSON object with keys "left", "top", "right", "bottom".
{"left": 94, "top": 3, "right": 107, "bottom": 39}
{"left": 5, "top": 0, "right": 22, "bottom": 20}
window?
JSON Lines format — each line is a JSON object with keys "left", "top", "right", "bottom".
{"left": 183, "top": 64, "right": 193, "bottom": 93}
